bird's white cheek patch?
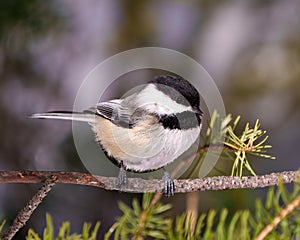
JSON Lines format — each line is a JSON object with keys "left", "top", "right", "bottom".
{"left": 137, "top": 84, "right": 193, "bottom": 115}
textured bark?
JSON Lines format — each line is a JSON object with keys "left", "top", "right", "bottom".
{"left": 0, "top": 170, "right": 298, "bottom": 193}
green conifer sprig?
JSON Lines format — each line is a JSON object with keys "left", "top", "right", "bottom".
{"left": 2, "top": 183, "right": 298, "bottom": 239}
{"left": 105, "top": 182, "right": 300, "bottom": 239}
{"left": 25, "top": 213, "right": 100, "bottom": 240}
{"left": 192, "top": 111, "right": 275, "bottom": 178}
{"left": 224, "top": 116, "right": 275, "bottom": 177}
{"left": 104, "top": 193, "right": 172, "bottom": 240}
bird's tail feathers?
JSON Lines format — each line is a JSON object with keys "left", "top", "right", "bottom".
{"left": 30, "top": 111, "right": 96, "bottom": 123}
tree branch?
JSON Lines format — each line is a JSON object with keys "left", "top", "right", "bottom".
{"left": 0, "top": 170, "right": 298, "bottom": 193}
{"left": 2, "top": 176, "right": 57, "bottom": 240}
{"left": 256, "top": 195, "right": 300, "bottom": 240}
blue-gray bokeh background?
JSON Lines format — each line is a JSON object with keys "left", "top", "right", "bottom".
{"left": 0, "top": 1, "right": 299, "bottom": 238}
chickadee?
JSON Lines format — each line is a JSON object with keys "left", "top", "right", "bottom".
{"left": 31, "top": 75, "right": 203, "bottom": 196}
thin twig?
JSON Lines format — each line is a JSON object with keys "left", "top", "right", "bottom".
{"left": 0, "top": 170, "right": 298, "bottom": 193}
{"left": 256, "top": 195, "right": 300, "bottom": 240}
{"left": 2, "top": 176, "right": 57, "bottom": 240}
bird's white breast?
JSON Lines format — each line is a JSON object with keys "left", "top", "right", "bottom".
{"left": 93, "top": 116, "right": 200, "bottom": 172}
{"left": 141, "top": 126, "right": 200, "bottom": 172}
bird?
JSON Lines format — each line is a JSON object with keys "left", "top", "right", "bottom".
{"left": 31, "top": 75, "right": 203, "bottom": 196}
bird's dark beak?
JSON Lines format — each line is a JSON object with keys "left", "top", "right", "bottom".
{"left": 193, "top": 107, "right": 203, "bottom": 116}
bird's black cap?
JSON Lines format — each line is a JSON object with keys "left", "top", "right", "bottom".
{"left": 150, "top": 75, "right": 201, "bottom": 112}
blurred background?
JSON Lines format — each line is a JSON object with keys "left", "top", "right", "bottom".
{"left": 0, "top": 0, "right": 299, "bottom": 238}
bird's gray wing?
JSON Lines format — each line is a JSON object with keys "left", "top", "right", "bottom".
{"left": 92, "top": 100, "right": 135, "bottom": 128}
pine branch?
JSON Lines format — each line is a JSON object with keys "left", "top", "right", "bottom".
{"left": 0, "top": 170, "right": 298, "bottom": 193}
{"left": 135, "top": 192, "right": 163, "bottom": 240}
{"left": 106, "top": 182, "right": 300, "bottom": 239}
{"left": 256, "top": 195, "right": 300, "bottom": 240}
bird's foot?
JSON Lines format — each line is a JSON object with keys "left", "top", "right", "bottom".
{"left": 117, "top": 166, "right": 128, "bottom": 190}
{"left": 162, "top": 168, "right": 175, "bottom": 197}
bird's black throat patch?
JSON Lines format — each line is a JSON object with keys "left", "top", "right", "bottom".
{"left": 159, "top": 111, "right": 201, "bottom": 130}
